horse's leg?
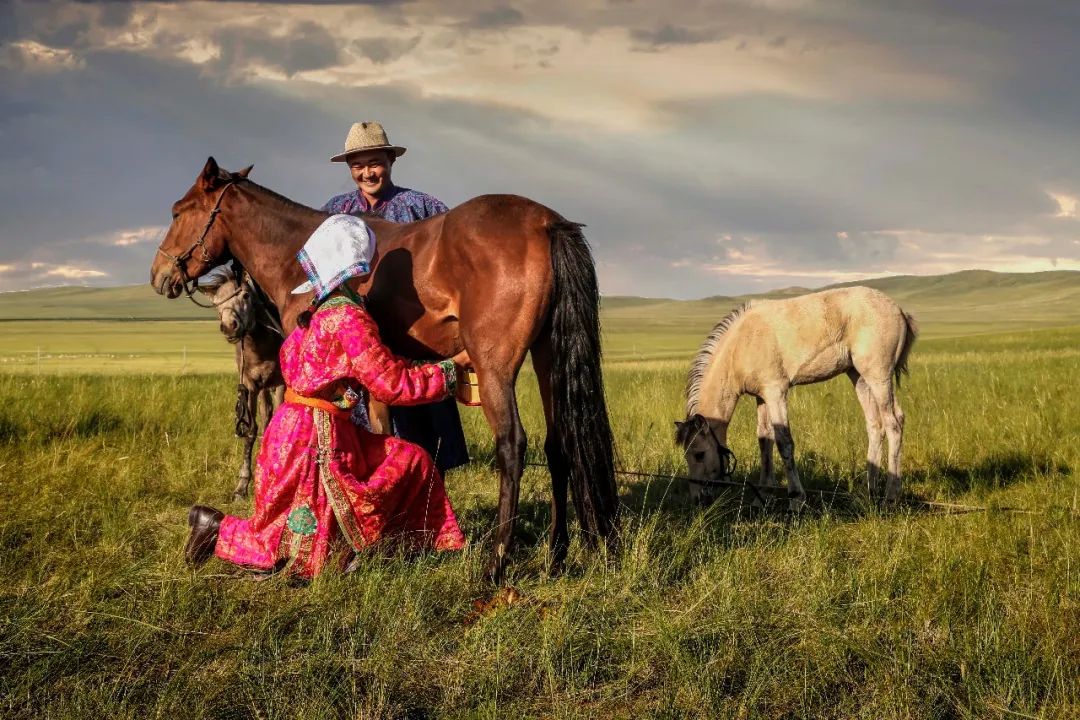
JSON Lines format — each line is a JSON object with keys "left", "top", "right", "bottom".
{"left": 473, "top": 359, "right": 527, "bottom": 584}
{"left": 530, "top": 332, "right": 570, "bottom": 572}
{"left": 764, "top": 388, "right": 805, "bottom": 511}
{"left": 866, "top": 378, "right": 904, "bottom": 504}
{"left": 848, "top": 369, "right": 885, "bottom": 500}
{"left": 755, "top": 397, "right": 776, "bottom": 486}
{"left": 233, "top": 379, "right": 259, "bottom": 500}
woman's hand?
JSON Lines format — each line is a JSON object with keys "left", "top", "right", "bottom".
{"left": 450, "top": 349, "right": 471, "bottom": 382}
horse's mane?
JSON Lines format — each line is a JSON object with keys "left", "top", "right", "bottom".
{"left": 240, "top": 178, "right": 324, "bottom": 216}
{"left": 685, "top": 301, "right": 752, "bottom": 416}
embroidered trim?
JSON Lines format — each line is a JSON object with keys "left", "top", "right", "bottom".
{"left": 314, "top": 408, "right": 365, "bottom": 553}
{"left": 296, "top": 249, "right": 369, "bottom": 302}
{"left": 319, "top": 294, "right": 360, "bottom": 311}
{"left": 436, "top": 358, "right": 457, "bottom": 397}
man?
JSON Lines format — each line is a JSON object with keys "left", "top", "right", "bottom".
{"left": 322, "top": 121, "right": 469, "bottom": 473}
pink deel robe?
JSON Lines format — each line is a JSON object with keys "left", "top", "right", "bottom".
{"left": 214, "top": 296, "right": 465, "bottom": 579}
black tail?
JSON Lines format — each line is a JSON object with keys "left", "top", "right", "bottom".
{"left": 547, "top": 220, "right": 619, "bottom": 546}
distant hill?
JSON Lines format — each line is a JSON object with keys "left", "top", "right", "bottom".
{"left": 3, "top": 270, "right": 1079, "bottom": 338}
{"left": 0, "top": 285, "right": 216, "bottom": 320}
{"left": 600, "top": 269, "right": 1080, "bottom": 339}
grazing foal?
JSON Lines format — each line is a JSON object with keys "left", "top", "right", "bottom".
{"left": 675, "top": 286, "right": 917, "bottom": 507}
{"left": 198, "top": 266, "right": 284, "bottom": 499}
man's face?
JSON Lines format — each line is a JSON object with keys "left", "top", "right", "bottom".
{"left": 348, "top": 150, "right": 393, "bottom": 197}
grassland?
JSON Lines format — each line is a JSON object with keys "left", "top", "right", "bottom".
{"left": 1, "top": 272, "right": 1078, "bottom": 718}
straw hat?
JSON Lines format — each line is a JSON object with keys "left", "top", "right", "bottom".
{"left": 330, "top": 121, "right": 407, "bottom": 163}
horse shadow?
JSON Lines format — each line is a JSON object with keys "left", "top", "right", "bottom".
{"left": 908, "top": 450, "right": 1070, "bottom": 495}
{"left": 448, "top": 448, "right": 1071, "bottom": 578}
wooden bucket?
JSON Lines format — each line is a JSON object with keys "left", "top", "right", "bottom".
{"left": 457, "top": 367, "right": 482, "bottom": 406}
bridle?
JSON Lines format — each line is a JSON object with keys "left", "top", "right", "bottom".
{"left": 156, "top": 180, "right": 238, "bottom": 308}
{"left": 682, "top": 418, "right": 739, "bottom": 488}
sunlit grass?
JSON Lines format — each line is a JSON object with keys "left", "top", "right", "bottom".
{"left": 0, "top": 327, "right": 1078, "bottom": 717}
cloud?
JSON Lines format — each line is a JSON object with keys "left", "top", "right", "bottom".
{"left": 211, "top": 20, "right": 343, "bottom": 79}
{"left": 351, "top": 35, "right": 422, "bottom": 65}
{"left": 630, "top": 24, "right": 723, "bottom": 51}
{"left": 110, "top": 226, "right": 166, "bottom": 247}
{"left": 1049, "top": 191, "right": 1078, "bottom": 218}
{"left": 1, "top": 1, "right": 1079, "bottom": 298}
{"left": 464, "top": 6, "right": 525, "bottom": 30}
{"left": 42, "top": 264, "right": 107, "bottom": 279}
{"left": 0, "top": 40, "right": 85, "bottom": 72}
{"left": 26, "top": 262, "right": 107, "bottom": 279}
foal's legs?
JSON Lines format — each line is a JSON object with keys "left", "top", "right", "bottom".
{"left": 848, "top": 369, "right": 885, "bottom": 500}
{"left": 866, "top": 378, "right": 904, "bottom": 503}
{"left": 531, "top": 333, "right": 570, "bottom": 572}
{"left": 764, "top": 388, "right": 805, "bottom": 510}
{"left": 755, "top": 397, "right": 776, "bottom": 486}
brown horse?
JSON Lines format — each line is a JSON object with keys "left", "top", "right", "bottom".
{"left": 151, "top": 157, "right": 618, "bottom": 581}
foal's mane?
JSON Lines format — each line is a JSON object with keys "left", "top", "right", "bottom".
{"left": 685, "top": 301, "right": 752, "bottom": 415}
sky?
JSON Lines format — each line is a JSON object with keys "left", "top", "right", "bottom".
{"left": 1, "top": 0, "right": 1078, "bottom": 298}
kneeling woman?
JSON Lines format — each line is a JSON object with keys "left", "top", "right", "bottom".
{"left": 185, "top": 215, "right": 465, "bottom": 579}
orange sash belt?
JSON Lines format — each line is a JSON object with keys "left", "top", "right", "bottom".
{"left": 284, "top": 388, "right": 352, "bottom": 417}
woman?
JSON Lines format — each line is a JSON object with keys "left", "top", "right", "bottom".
{"left": 184, "top": 214, "right": 466, "bottom": 579}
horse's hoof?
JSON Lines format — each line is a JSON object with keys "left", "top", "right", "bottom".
{"left": 484, "top": 560, "right": 506, "bottom": 586}
{"left": 788, "top": 495, "right": 807, "bottom": 513}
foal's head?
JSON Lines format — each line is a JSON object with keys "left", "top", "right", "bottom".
{"left": 197, "top": 265, "right": 256, "bottom": 343}
{"left": 675, "top": 413, "right": 734, "bottom": 504}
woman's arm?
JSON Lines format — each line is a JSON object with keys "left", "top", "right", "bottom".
{"left": 334, "top": 305, "right": 456, "bottom": 406}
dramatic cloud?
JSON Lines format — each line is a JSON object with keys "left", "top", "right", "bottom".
{"left": 0, "top": 0, "right": 1078, "bottom": 296}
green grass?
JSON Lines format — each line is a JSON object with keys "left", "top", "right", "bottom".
{"left": 1, "top": 320, "right": 1078, "bottom": 717}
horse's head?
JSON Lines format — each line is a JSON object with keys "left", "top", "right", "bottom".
{"left": 151, "top": 156, "right": 253, "bottom": 299}
{"left": 675, "top": 413, "right": 734, "bottom": 504}
{"left": 197, "top": 265, "right": 255, "bottom": 343}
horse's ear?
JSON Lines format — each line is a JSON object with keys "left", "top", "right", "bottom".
{"left": 200, "top": 156, "right": 221, "bottom": 191}
{"left": 674, "top": 418, "right": 691, "bottom": 447}
{"left": 234, "top": 164, "right": 254, "bottom": 179}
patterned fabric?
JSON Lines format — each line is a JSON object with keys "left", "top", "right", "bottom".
{"left": 214, "top": 296, "right": 465, "bottom": 579}
{"left": 322, "top": 183, "right": 470, "bottom": 473}
{"left": 321, "top": 186, "right": 449, "bottom": 223}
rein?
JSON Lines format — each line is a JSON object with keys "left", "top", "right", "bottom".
{"left": 156, "top": 180, "right": 238, "bottom": 309}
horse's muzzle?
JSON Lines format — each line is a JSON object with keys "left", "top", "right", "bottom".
{"left": 152, "top": 270, "right": 182, "bottom": 299}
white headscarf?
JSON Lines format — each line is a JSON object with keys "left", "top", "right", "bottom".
{"left": 290, "top": 214, "right": 376, "bottom": 301}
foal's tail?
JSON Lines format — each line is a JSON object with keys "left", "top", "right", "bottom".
{"left": 894, "top": 310, "right": 919, "bottom": 388}
{"left": 546, "top": 220, "right": 619, "bottom": 547}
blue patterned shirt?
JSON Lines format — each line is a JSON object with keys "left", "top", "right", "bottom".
{"left": 321, "top": 186, "right": 448, "bottom": 223}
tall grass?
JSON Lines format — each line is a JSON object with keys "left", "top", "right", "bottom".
{"left": 1, "top": 328, "right": 1077, "bottom": 718}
